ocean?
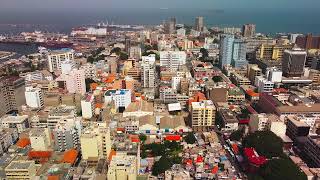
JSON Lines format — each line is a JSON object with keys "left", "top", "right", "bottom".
{"left": 0, "top": 8, "right": 320, "bottom": 35}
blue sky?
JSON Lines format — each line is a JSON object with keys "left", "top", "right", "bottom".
{"left": 1, "top": 0, "right": 320, "bottom": 10}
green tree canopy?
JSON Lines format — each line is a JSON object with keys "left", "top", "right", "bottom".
{"left": 184, "top": 132, "right": 197, "bottom": 144}
{"left": 152, "top": 156, "right": 172, "bottom": 176}
{"left": 259, "top": 158, "right": 307, "bottom": 180}
{"left": 199, "top": 48, "right": 209, "bottom": 61}
{"left": 212, "top": 76, "right": 223, "bottom": 83}
{"left": 242, "top": 131, "right": 283, "bottom": 158}
{"left": 230, "top": 128, "right": 245, "bottom": 141}
{"left": 110, "top": 47, "right": 121, "bottom": 55}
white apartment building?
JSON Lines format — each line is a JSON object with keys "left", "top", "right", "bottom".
{"left": 80, "top": 123, "right": 111, "bottom": 160}
{"left": 141, "top": 55, "right": 156, "bottom": 88}
{"left": 25, "top": 86, "right": 44, "bottom": 109}
{"left": 53, "top": 119, "right": 81, "bottom": 152}
{"left": 47, "top": 49, "right": 74, "bottom": 72}
{"left": 266, "top": 67, "right": 283, "bottom": 83}
{"left": 1, "top": 115, "right": 29, "bottom": 133}
{"left": 255, "top": 76, "right": 274, "bottom": 93}
{"left": 171, "top": 76, "right": 183, "bottom": 91}
{"left": 61, "top": 60, "right": 76, "bottom": 75}
{"left": 104, "top": 89, "right": 132, "bottom": 109}
{"left": 81, "top": 94, "right": 95, "bottom": 119}
{"left": 80, "top": 63, "right": 96, "bottom": 79}
{"left": 160, "top": 51, "right": 186, "bottom": 72}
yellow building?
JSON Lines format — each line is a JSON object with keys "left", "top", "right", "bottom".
{"left": 247, "top": 64, "right": 262, "bottom": 83}
{"left": 256, "top": 44, "right": 293, "bottom": 61}
{"left": 191, "top": 100, "right": 216, "bottom": 131}
{"left": 107, "top": 152, "right": 137, "bottom": 180}
{"left": 80, "top": 123, "right": 111, "bottom": 160}
{"left": 5, "top": 160, "right": 37, "bottom": 180}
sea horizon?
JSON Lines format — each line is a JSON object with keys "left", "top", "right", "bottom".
{"left": 0, "top": 8, "right": 320, "bottom": 35}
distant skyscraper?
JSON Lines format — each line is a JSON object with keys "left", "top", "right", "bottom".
{"left": 163, "top": 18, "right": 176, "bottom": 34}
{"left": 242, "top": 24, "right": 256, "bottom": 38}
{"left": 219, "top": 34, "right": 235, "bottom": 68}
{"left": 232, "top": 39, "right": 247, "bottom": 68}
{"left": 125, "top": 37, "right": 131, "bottom": 53}
{"left": 295, "top": 34, "right": 320, "bottom": 50}
{"left": 195, "top": 16, "right": 204, "bottom": 32}
{"left": 220, "top": 35, "right": 247, "bottom": 68}
{"left": 282, "top": 49, "right": 307, "bottom": 77}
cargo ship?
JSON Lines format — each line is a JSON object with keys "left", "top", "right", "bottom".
{"left": 39, "top": 41, "right": 73, "bottom": 49}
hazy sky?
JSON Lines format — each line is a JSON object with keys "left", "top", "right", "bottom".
{"left": 1, "top": 0, "right": 320, "bottom": 10}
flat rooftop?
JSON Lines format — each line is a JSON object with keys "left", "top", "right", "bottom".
{"left": 6, "top": 161, "right": 34, "bottom": 170}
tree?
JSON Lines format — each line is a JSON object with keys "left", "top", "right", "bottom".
{"left": 119, "top": 52, "right": 128, "bottom": 60}
{"left": 87, "top": 55, "right": 95, "bottom": 63}
{"left": 242, "top": 131, "right": 284, "bottom": 158}
{"left": 110, "top": 47, "right": 121, "bottom": 55}
{"left": 259, "top": 158, "right": 307, "bottom": 180}
{"left": 139, "top": 134, "right": 147, "bottom": 143}
{"left": 230, "top": 129, "right": 244, "bottom": 141}
{"left": 152, "top": 156, "right": 172, "bottom": 176}
{"left": 184, "top": 132, "right": 196, "bottom": 144}
{"left": 142, "top": 51, "right": 160, "bottom": 60}
{"left": 199, "top": 48, "right": 209, "bottom": 61}
{"left": 85, "top": 78, "right": 96, "bottom": 92}
{"left": 212, "top": 76, "right": 223, "bottom": 83}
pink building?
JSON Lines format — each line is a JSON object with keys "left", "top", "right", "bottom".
{"left": 56, "top": 69, "right": 86, "bottom": 95}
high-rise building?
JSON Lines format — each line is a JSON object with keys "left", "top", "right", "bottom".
{"left": 282, "top": 49, "right": 307, "bottom": 77}
{"left": 295, "top": 34, "right": 320, "bottom": 50}
{"left": 191, "top": 100, "right": 216, "bottom": 131}
{"left": 247, "top": 64, "right": 262, "bottom": 83}
{"left": 195, "top": 16, "right": 204, "bottom": 32}
{"left": 256, "top": 44, "right": 293, "bottom": 61}
{"left": 25, "top": 86, "right": 44, "bottom": 109}
{"left": 56, "top": 69, "right": 86, "bottom": 95}
{"left": 80, "top": 123, "right": 111, "bottom": 160}
{"left": 242, "top": 24, "right": 256, "bottom": 38}
{"left": 219, "top": 35, "right": 247, "bottom": 68}
{"left": 53, "top": 119, "right": 81, "bottom": 152}
{"left": 141, "top": 55, "right": 156, "bottom": 88}
{"left": 232, "top": 39, "right": 248, "bottom": 68}
{"left": 160, "top": 51, "right": 186, "bottom": 72}
{"left": 47, "top": 49, "right": 74, "bottom": 72}
{"left": 219, "top": 34, "right": 234, "bottom": 68}
{"left": 163, "top": 18, "right": 176, "bottom": 34}
{"left": 81, "top": 94, "right": 95, "bottom": 119}
{"left": 0, "top": 76, "right": 26, "bottom": 117}
{"left": 125, "top": 37, "right": 131, "bottom": 53}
